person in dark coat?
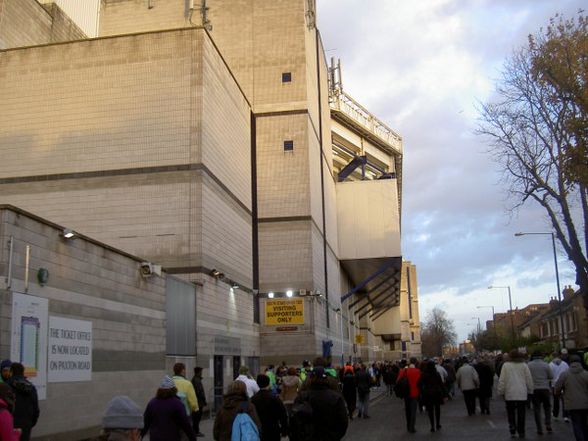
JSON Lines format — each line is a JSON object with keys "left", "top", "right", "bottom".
{"left": 142, "top": 375, "right": 197, "bottom": 441}
{"left": 8, "top": 363, "right": 39, "bottom": 441}
{"left": 475, "top": 359, "right": 494, "bottom": 415}
{"left": 418, "top": 361, "right": 445, "bottom": 432}
{"left": 294, "top": 367, "right": 348, "bottom": 441}
{"left": 191, "top": 366, "right": 207, "bottom": 437}
{"left": 213, "top": 380, "right": 261, "bottom": 441}
{"left": 251, "top": 374, "right": 288, "bottom": 441}
{"left": 341, "top": 364, "right": 357, "bottom": 419}
{"left": 355, "top": 364, "right": 372, "bottom": 419}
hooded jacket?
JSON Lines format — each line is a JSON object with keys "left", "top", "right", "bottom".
{"left": 549, "top": 358, "right": 569, "bottom": 383}
{"left": 295, "top": 382, "right": 348, "bottom": 441}
{"left": 9, "top": 376, "right": 39, "bottom": 430}
{"left": 213, "top": 392, "right": 261, "bottom": 441}
{"left": 555, "top": 362, "right": 588, "bottom": 410}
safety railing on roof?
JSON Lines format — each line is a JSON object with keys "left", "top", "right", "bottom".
{"left": 330, "top": 91, "right": 402, "bottom": 153}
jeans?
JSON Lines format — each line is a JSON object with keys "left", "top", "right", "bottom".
{"left": 570, "top": 410, "right": 588, "bottom": 441}
{"left": 404, "top": 397, "right": 418, "bottom": 431}
{"left": 532, "top": 389, "right": 552, "bottom": 432}
{"left": 553, "top": 392, "right": 569, "bottom": 418}
{"left": 463, "top": 390, "right": 477, "bottom": 415}
{"left": 358, "top": 391, "right": 370, "bottom": 417}
{"left": 506, "top": 400, "right": 527, "bottom": 436}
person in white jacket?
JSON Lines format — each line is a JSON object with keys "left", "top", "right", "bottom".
{"left": 550, "top": 352, "right": 570, "bottom": 421}
{"left": 498, "top": 350, "right": 534, "bottom": 439}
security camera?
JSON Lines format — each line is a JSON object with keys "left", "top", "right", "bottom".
{"left": 140, "top": 262, "right": 162, "bottom": 278}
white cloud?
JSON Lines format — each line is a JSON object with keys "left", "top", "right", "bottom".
{"left": 318, "top": 0, "right": 584, "bottom": 343}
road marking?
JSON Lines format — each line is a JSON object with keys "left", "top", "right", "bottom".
{"left": 487, "top": 420, "right": 496, "bottom": 429}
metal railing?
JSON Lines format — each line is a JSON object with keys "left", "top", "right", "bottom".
{"left": 330, "top": 91, "right": 402, "bottom": 152}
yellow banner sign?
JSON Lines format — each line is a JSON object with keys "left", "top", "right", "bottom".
{"left": 265, "top": 298, "right": 304, "bottom": 325}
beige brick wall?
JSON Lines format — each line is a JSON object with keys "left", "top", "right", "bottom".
{"left": 99, "top": 0, "right": 189, "bottom": 36}
{"left": 256, "top": 114, "right": 310, "bottom": 218}
{"left": 0, "top": 0, "right": 86, "bottom": 50}
{"left": 0, "top": 0, "right": 52, "bottom": 49}
{"left": 0, "top": 30, "right": 198, "bottom": 178}
{"left": 201, "top": 34, "right": 251, "bottom": 208}
{"left": 0, "top": 207, "right": 167, "bottom": 439}
{"left": 258, "top": 220, "right": 312, "bottom": 292}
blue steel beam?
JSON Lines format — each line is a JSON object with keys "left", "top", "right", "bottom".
{"left": 341, "top": 259, "right": 397, "bottom": 303}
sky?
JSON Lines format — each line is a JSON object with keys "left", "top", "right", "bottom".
{"left": 317, "top": 0, "right": 585, "bottom": 342}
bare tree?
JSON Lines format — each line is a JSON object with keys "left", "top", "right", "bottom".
{"left": 477, "top": 12, "right": 588, "bottom": 306}
{"left": 421, "top": 307, "right": 457, "bottom": 357}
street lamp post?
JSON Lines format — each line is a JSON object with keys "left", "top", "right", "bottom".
{"left": 477, "top": 305, "right": 497, "bottom": 347}
{"left": 335, "top": 308, "right": 344, "bottom": 366}
{"left": 488, "top": 285, "right": 516, "bottom": 342}
{"left": 515, "top": 231, "right": 566, "bottom": 349}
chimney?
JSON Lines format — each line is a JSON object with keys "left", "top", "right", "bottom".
{"left": 562, "top": 285, "right": 575, "bottom": 300}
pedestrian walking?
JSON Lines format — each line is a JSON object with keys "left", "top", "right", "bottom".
{"left": 0, "top": 383, "right": 19, "bottom": 441}
{"left": 475, "top": 358, "right": 494, "bottom": 415}
{"left": 0, "top": 360, "right": 11, "bottom": 384}
{"left": 290, "top": 367, "right": 348, "bottom": 441}
{"left": 456, "top": 357, "right": 479, "bottom": 416}
{"left": 356, "top": 364, "right": 372, "bottom": 419}
{"left": 550, "top": 352, "right": 570, "bottom": 422}
{"left": 172, "top": 363, "right": 199, "bottom": 421}
{"left": 191, "top": 367, "right": 207, "bottom": 437}
{"left": 442, "top": 359, "right": 456, "bottom": 399}
{"left": 554, "top": 355, "right": 588, "bottom": 441}
{"left": 418, "top": 360, "right": 445, "bottom": 432}
{"left": 397, "top": 357, "right": 421, "bottom": 433}
{"left": 213, "top": 380, "right": 261, "bottom": 441}
{"left": 341, "top": 364, "right": 357, "bottom": 420}
{"left": 251, "top": 375, "right": 288, "bottom": 441}
{"left": 142, "top": 375, "right": 197, "bottom": 441}
{"left": 7, "top": 363, "right": 39, "bottom": 441}
{"left": 528, "top": 350, "right": 553, "bottom": 434}
{"left": 99, "top": 395, "right": 144, "bottom": 441}
{"left": 498, "top": 350, "right": 534, "bottom": 439}
{"left": 279, "top": 367, "right": 301, "bottom": 415}
{"left": 235, "top": 366, "right": 261, "bottom": 398}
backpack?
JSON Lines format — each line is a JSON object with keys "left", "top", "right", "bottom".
{"left": 288, "top": 392, "right": 315, "bottom": 441}
{"left": 394, "top": 373, "right": 410, "bottom": 399}
{"left": 231, "top": 402, "right": 260, "bottom": 441}
{"left": 176, "top": 391, "right": 190, "bottom": 416}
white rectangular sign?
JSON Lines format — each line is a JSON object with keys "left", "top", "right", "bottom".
{"left": 11, "top": 293, "right": 48, "bottom": 400}
{"left": 48, "top": 317, "right": 92, "bottom": 383}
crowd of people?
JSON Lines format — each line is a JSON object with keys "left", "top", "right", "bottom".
{"left": 1, "top": 350, "right": 588, "bottom": 441}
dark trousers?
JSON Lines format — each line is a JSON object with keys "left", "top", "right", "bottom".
{"left": 553, "top": 392, "right": 569, "bottom": 418}
{"left": 17, "top": 427, "right": 31, "bottom": 441}
{"left": 506, "top": 400, "right": 527, "bottom": 436}
{"left": 463, "top": 390, "right": 477, "bottom": 415}
{"left": 478, "top": 395, "right": 491, "bottom": 414}
{"left": 192, "top": 410, "right": 202, "bottom": 434}
{"left": 532, "top": 389, "right": 552, "bottom": 432}
{"left": 426, "top": 402, "right": 441, "bottom": 429}
{"left": 404, "top": 397, "right": 418, "bottom": 432}
{"left": 570, "top": 410, "right": 588, "bottom": 441}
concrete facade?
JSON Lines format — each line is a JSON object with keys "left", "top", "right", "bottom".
{"left": 0, "top": 2, "right": 420, "bottom": 422}
{"left": 0, "top": 205, "right": 168, "bottom": 440}
{"left": 0, "top": 0, "right": 85, "bottom": 49}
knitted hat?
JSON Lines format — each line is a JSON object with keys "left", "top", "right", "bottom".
{"left": 102, "top": 396, "right": 143, "bottom": 429}
{"left": 0, "top": 360, "right": 12, "bottom": 370}
{"left": 570, "top": 355, "right": 581, "bottom": 363}
{"left": 160, "top": 375, "right": 175, "bottom": 389}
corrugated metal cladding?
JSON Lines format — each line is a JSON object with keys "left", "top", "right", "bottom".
{"left": 39, "top": 0, "right": 100, "bottom": 37}
{"left": 166, "top": 277, "right": 197, "bottom": 356}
